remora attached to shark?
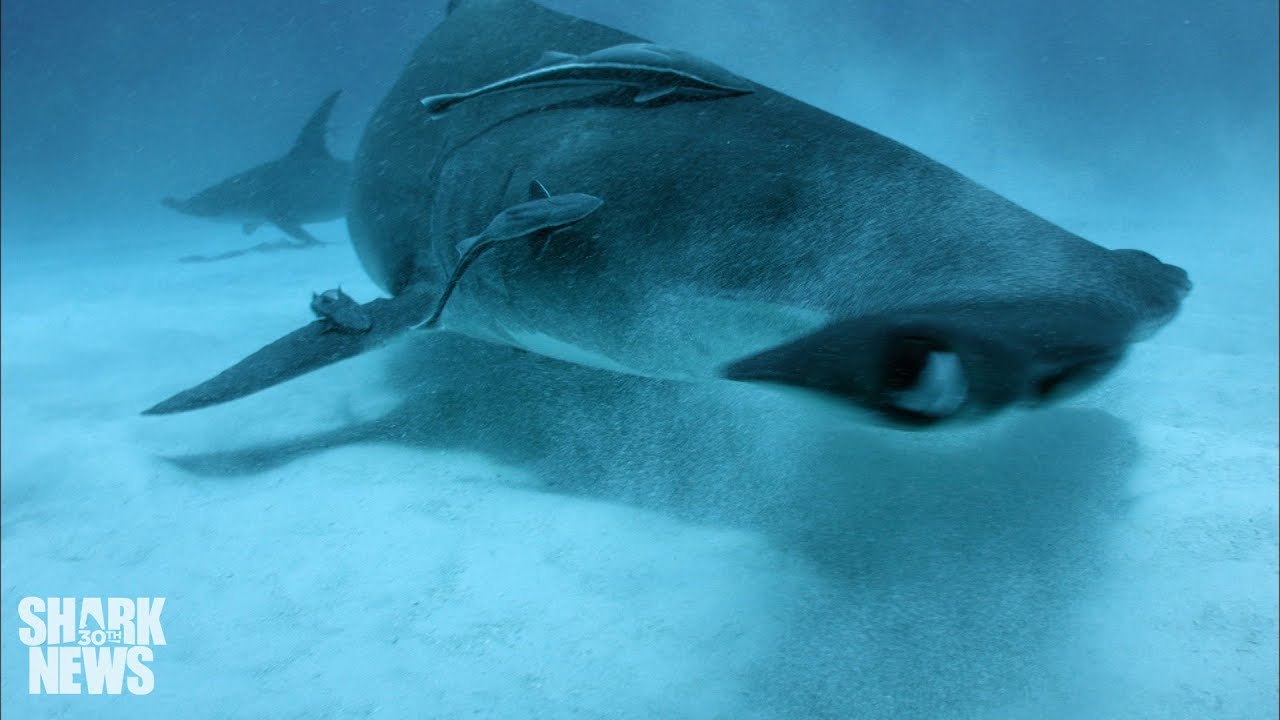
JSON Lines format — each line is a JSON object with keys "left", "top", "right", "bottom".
{"left": 419, "top": 42, "right": 754, "bottom": 117}
{"left": 144, "top": 0, "right": 1190, "bottom": 428}
{"left": 162, "top": 91, "right": 352, "bottom": 246}
{"left": 420, "top": 180, "right": 604, "bottom": 328}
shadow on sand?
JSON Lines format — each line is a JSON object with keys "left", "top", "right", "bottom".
{"left": 160, "top": 332, "right": 1139, "bottom": 718}
{"left": 177, "top": 237, "right": 327, "bottom": 264}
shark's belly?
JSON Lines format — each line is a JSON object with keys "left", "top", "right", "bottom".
{"left": 435, "top": 252, "right": 831, "bottom": 383}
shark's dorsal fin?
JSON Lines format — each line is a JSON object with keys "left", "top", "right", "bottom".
{"left": 289, "top": 90, "right": 342, "bottom": 159}
{"left": 528, "top": 179, "right": 551, "bottom": 200}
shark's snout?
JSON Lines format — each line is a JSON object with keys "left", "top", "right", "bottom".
{"left": 161, "top": 195, "right": 211, "bottom": 218}
{"left": 1110, "top": 248, "right": 1192, "bottom": 340}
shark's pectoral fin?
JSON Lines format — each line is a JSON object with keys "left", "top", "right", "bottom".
{"left": 527, "top": 228, "right": 555, "bottom": 259}
{"left": 143, "top": 286, "right": 435, "bottom": 415}
{"left": 721, "top": 301, "right": 1134, "bottom": 427}
{"left": 275, "top": 221, "right": 323, "bottom": 246}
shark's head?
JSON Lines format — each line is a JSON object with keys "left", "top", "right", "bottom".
{"left": 724, "top": 248, "right": 1190, "bottom": 429}
{"left": 161, "top": 195, "right": 217, "bottom": 218}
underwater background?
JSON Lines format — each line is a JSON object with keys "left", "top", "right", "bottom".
{"left": 2, "top": 0, "right": 1276, "bottom": 718}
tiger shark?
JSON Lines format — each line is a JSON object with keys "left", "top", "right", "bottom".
{"left": 161, "top": 91, "right": 352, "bottom": 246}
{"left": 143, "top": 0, "right": 1190, "bottom": 428}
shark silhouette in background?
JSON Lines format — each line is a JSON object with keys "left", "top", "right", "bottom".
{"left": 162, "top": 91, "right": 352, "bottom": 254}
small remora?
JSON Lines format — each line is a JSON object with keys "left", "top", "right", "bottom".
{"left": 419, "top": 42, "right": 753, "bottom": 118}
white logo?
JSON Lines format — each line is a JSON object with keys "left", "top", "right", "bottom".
{"left": 18, "top": 596, "right": 165, "bottom": 695}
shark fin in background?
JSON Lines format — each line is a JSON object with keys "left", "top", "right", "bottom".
{"left": 288, "top": 90, "right": 342, "bottom": 160}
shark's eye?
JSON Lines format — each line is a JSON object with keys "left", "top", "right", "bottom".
{"left": 880, "top": 336, "right": 967, "bottom": 420}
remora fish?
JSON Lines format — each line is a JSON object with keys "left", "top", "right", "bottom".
{"left": 311, "top": 287, "right": 373, "bottom": 333}
{"left": 144, "top": 0, "right": 1189, "bottom": 429}
{"left": 419, "top": 41, "right": 754, "bottom": 117}
{"left": 419, "top": 181, "right": 603, "bottom": 328}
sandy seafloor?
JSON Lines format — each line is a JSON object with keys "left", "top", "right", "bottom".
{"left": 0, "top": 5, "right": 1277, "bottom": 716}
{"left": 1, "top": 200, "right": 1276, "bottom": 719}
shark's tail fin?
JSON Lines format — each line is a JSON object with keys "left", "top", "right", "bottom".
{"left": 289, "top": 90, "right": 342, "bottom": 159}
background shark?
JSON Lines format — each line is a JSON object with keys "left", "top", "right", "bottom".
{"left": 161, "top": 91, "right": 352, "bottom": 246}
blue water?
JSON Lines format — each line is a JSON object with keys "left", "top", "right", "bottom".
{"left": 2, "top": 1, "right": 1276, "bottom": 718}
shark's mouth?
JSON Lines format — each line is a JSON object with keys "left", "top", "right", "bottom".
{"left": 721, "top": 299, "right": 1136, "bottom": 427}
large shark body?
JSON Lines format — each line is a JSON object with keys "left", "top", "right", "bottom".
{"left": 145, "top": 0, "right": 1189, "bottom": 428}
{"left": 162, "top": 91, "right": 352, "bottom": 245}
